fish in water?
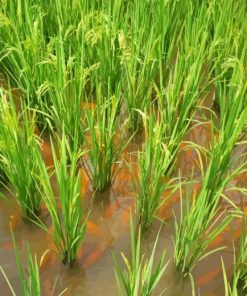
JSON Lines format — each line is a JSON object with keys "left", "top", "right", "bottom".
{"left": 197, "top": 267, "right": 221, "bottom": 286}
{"left": 83, "top": 237, "right": 115, "bottom": 269}
{"left": 86, "top": 220, "right": 103, "bottom": 236}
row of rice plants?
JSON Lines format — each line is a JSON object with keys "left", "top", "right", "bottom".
{"left": 0, "top": 89, "right": 88, "bottom": 265}
{"left": 209, "top": 0, "right": 247, "bottom": 110}
{"left": 34, "top": 132, "right": 88, "bottom": 265}
{"left": 0, "top": 91, "right": 42, "bottom": 219}
{"left": 174, "top": 57, "right": 247, "bottom": 276}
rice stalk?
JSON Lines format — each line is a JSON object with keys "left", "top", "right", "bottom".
{"left": 37, "top": 31, "right": 85, "bottom": 149}
{"left": 113, "top": 215, "right": 169, "bottom": 296}
{"left": 132, "top": 109, "right": 181, "bottom": 229}
{"left": 0, "top": 0, "right": 50, "bottom": 130}
{"left": 0, "top": 89, "right": 42, "bottom": 220}
{"left": 209, "top": 0, "right": 247, "bottom": 110}
{"left": 120, "top": 0, "right": 180, "bottom": 132}
{"left": 34, "top": 131, "right": 87, "bottom": 264}
{"left": 0, "top": 228, "right": 67, "bottom": 296}
{"left": 174, "top": 57, "right": 247, "bottom": 276}
{"left": 83, "top": 83, "right": 131, "bottom": 192}
{"left": 0, "top": 228, "right": 41, "bottom": 296}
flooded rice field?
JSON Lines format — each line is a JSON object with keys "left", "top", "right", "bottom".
{"left": 0, "top": 1, "right": 246, "bottom": 294}
{"left": 0, "top": 106, "right": 246, "bottom": 295}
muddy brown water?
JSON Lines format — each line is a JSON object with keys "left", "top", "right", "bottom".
{"left": 0, "top": 77, "right": 247, "bottom": 295}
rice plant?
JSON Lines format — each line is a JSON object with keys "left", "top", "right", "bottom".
{"left": 0, "top": 163, "right": 8, "bottom": 186}
{"left": 174, "top": 57, "right": 247, "bottom": 276}
{"left": 83, "top": 83, "right": 131, "bottom": 192}
{"left": 0, "top": 87, "right": 8, "bottom": 185}
{"left": 0, "top": 230, "right": 41, "bottom": 296}
{"left": 132, "top": 110, "right": 181, "bottom": 229}
{"left": 0, "top": 149, "right": 8, "bottom": 186}
{"left": 154, "top": 28, "right": 209, "bottom": 177}
{"left": 174, "top": 183, "right": 232, "bottom": 277}
{"left": 83, "top": 1, "right": 123, "bottom": 98}
{"left": 0, "top": 0, "right": 50, "bottom": 130}
{"left": 236, "top": 220, "right": 247, "bottom": 292}
{"left": 0, "top": 229, "right": 67, "bottom": 296}
{"left": 209, "top": 0, "right": 247, "bottom": 110}
{"left": 34, "top": 132, "right": 87, "bottom": 264}
{"left": 221, "top": 258, "right": 238, "bottom": 296}
{"left": 119, "top": 0, "right": 179, "bottom": 132}
{"left": 113, "top": 216, "right": 169, "bottom": 296}
{"left": 37, "top": 32, "right": 85, "bottom": 149}
{"left": 226, "top": 216, "right": 247, "bottom": 294}
{"left": 0, "top": 90, "right": 42, "bottom": 220}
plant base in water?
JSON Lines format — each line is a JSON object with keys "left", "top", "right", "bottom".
{"left": 62, "top": 251, "right": 76, "bottom": 266}
{"left": 22, "top": 207, "right": 41, "bottom": 223}
{"left": 95, "top": 181, "right": 112, "bottom": 194}
{"left": 127, "top": 113, "right": 143, "bottom": 133}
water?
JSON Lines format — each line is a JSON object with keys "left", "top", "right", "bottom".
{"left": 0, "top": 75, "right": 246, "bottom": 295}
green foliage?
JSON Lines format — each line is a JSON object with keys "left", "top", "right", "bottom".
{"left": 174, "top": 58, "right": 247, "bottom": 276}
{"left": 132, "top": 110, "right": 180, "bottom": 229}
{"left": 226, "top": 216, "right": 247, "bottom": 295}
{"left": 0, "top": 0, "right": 49, "bottom": 129}
{"left": 83, "top": 84, "right": 130, "bottom": 192}
{"left": 36, "top": 34, "right": 85, "bottom": 148}
{"left": 0, "top": 229, "right": 67, "bottom": 296}
{"left": 113, "top": 216, "right": 169, "bottom": 296}
{"left": 34, "top": 132, "right": 87, "bottom": 264}
{"left": 0, "top": 90, "right": 42, "bottom": 219}
{"left": 0, "top": 230, "right": 41, "bottom": 296}
{"left": 237, "top": 220, "right": 247, "bottom": 292}
{"left": 209, "top": 0, "right": 247, "bottom": 108}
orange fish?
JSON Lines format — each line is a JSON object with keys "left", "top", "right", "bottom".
{"left": 185, "top": 149, "right": 194, "bottom": 159}
{"left": 233, "top": 172, "right": 247, "bottom": 182}
{"left": 158, "top": 208, "right": 173, "bottom": 221}
{"left": 83, "top": 235, "right": 115, "bottom": 269}
{"left": 83, "top": 248, "right": 104, "bottom": 269}
{"left": 204, "top": 128, "right": 212, "bottom": 142}
{"left": 80, "top": 170, "right": 90, "bottom": 196}
{"left": 233, "top": 227, "right": 243, "bottom": 241}
{"left": 209, "top": 235, "right": 224, "bottom": 248}
{"left": 197, "top": 267, "right": 221, "bottom": 286}
{"left": 122, "top": 207, "right": 131, "bottom": 226}
{"left": 42, "top": 140, "right": 60, "bottom": 166}
{"left": 117, "top": 169, "right": 131, "bottom": 182}
{"left": 159, "top": 190, "right": 179, "bottom": 214}
{"left": 2, "top": 242, "right": 13, "bottom": 250}
{"left": 86, "top": 221, "right": 103, "bottom": 236}
{"left": 77, "top": 246, "right": 84, "bottom": 260}
{"left": 104, "top": 199, "right": 121, "bottom": 219}
{"left": 209, "top": 224, "right": 232, "bottom": 248}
